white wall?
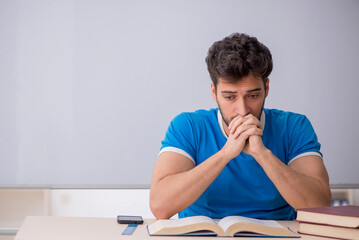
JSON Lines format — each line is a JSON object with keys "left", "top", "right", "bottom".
{"left": 0, "top": 188, "right": 357, "bottom": 228}
{"left": 50, "top": 189, "right": 156, "bottom": 218}
{"left": 49, "top": 189, "right": 359, "bottom": 219}
{"left": 1, "top": 0, "right": 359, "bottom": 187}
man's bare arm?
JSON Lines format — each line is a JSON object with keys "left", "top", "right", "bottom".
{"left": 150, "top": 151, "right": 231, "bottom": 219}
{"left": 252, "top": 150, "right": 331, "bottom": 209}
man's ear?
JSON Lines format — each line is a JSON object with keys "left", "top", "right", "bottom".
{"left": 265, "top": 78, "right": 270, "bottom": 97}
{"left": 211, "top": 82, "right": 217, "bottom": 103}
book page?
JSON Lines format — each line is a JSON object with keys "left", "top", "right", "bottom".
{"left": 156, "top": 216, "right": 216, "bottom": 228}
{"left": 218, "top": 216, "right": 283, "bottom": 232}
{"left": 148, "top": 215, "right": 220, "bottom": 235}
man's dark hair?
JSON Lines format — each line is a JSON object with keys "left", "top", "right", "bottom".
{"left": 205, "top": 33, "right": 273, "bottom": 88}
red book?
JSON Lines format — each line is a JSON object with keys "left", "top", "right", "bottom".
{"left": 298, "top": 222, "right": 359, "bottom": 240}
{"left": 296, "top": 205, "right": 359, "bottom": 228}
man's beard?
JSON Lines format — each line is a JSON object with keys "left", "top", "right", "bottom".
{"left": 218, "top": 100, "right": 266, "bottom": 127}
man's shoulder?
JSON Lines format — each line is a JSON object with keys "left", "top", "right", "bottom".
{"left": 264, "top": 108, "right": 307, "bottom": 122}
{"left": 172, "top": 108, "right": 218, "bottom": 124}
{"left": 264, "top": 108, "right": 313, "bottom": 135}
{"left": 165, "top": 108, "right": 220, "bottom": 145}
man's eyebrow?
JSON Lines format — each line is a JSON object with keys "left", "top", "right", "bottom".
{"left": 221, "top": 91, "right": 237, "bottom": 94}
{"left": 221, "top": 88, "right": 262, "bottom": 94}
{"left": 247, "top": 88, "right": 262, "bottom": 93}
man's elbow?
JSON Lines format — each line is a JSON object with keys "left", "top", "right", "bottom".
{"left": 322, "top": 188, "right": 332, "bottom": 206}
{"left": 308, "top": 185, "right": 332, "bottom": 208}
{"left": 293, "top": 184, "right": 332, "bottom": 209}
{"left": 316, "top": 182, "right": 332, "bottom": 207}
{"left": 307, "top": 179, "right": 332, "bottom": 208}
{"left": 150, "top": 193, "right": 174, "bottom": 219}
{"left": 150, "top": 200, "right": 173, "bottom": 220}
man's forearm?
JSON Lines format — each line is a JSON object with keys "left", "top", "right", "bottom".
{"left": 252, "top": 149, "right": 331, "bottom": 209}
{"left": 150, "top": 150, "right": 231, "bottom": 219}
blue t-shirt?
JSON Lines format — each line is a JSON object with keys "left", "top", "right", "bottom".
{"left": 160, "top": 108, "right": 322, "bottom": 220}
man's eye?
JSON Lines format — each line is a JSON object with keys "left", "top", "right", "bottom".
{"left": 224, "top": 96, "right": 235, "bottom": 100}
{"left": 248, "top": 94, "right": 259, "bottom": 98}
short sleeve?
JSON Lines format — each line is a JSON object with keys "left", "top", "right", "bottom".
{"left": 160, "top": 113, "right": 197, "bottom": 163}
{"left": 287, "top": 115, "right": 322, "bottom": 163}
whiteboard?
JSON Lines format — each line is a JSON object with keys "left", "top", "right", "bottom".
{"left": 0, "top": 0, "right": 358, "bottom": 187}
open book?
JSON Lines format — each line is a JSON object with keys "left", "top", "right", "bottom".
{"left": 147, "top": 215, "right": 299, "bottom": 237}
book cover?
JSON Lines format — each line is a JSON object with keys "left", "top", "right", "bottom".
{"left": 296, "top": 205, "right": 359, "bottom": 228}
{"left": 298, "top": 222, "right": 359, "bottom": 240}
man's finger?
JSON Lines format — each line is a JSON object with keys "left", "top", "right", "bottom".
{"left": 238, "top": 126, "right": 263, "bottom": 141}
{"left": 229, "top": 115, "right": 262, "bottom": 134}
{"left": 232, "top": 124, "right": 263, "bottom": 139}
{"left": 228, "top": 115, "right": 244, "bottom": 130}
{"left": 232, "top": 124, "right": 257, "bottom": 139}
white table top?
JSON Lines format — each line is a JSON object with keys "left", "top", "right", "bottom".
{"left": 13, "top": 216, "right": 328, "bottom": 240}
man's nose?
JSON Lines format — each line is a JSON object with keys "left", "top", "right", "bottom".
{"left": 235, "top": 99, "right": 250, "bottom": 117}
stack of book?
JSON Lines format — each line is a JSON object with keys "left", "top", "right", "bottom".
{"left": 296, "top": 205, "right": 359, "bottom": 239}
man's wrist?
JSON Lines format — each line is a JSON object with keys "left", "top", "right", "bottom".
{"left": 218, "top": 147, "right": 236, "bottom": 163}
{"left": 251, "top": 148, "right": 272, "bottom": 164}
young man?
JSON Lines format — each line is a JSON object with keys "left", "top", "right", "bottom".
{"left": 150, "top": 33, "right": 331, "bottom": 220}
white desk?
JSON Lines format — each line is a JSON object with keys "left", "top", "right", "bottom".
{"left": 13, "top": 216, "right": 327, "bottom": 240}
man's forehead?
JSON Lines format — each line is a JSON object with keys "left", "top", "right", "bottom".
{"left": 218, "top": 75, "right": 263, "bottom": 85}
{"left": 217, "top": 79, "right": 264, "bottom": 94}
